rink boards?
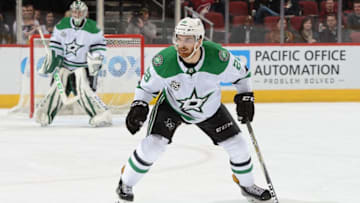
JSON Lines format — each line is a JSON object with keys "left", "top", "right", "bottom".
{"left": 1, "top": 43, "right": 360, "bottom": 107}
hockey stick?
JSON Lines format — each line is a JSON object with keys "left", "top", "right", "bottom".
{"left": 245, "top": 121, "right": 280, "bottom": 203}
{"left": 37, "top": 27, "right": 80, "bottom": 105}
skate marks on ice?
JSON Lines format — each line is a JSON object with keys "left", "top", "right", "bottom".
{"left": 213, "top": 200, "right": 338, "bottom": 203}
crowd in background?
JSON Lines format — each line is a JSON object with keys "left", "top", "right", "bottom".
{"left": 186, "top": 0, "right": 360, "bottom": 43}
{"left": 0, "top": 3, "right": 56, "bottom": 44}
{"left": 1, "top": 0, "right": 360, "bottom": 44}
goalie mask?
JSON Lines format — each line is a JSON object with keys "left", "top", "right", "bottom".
{"left": 70, "top": 0, "right": 88, "bottom": 27}
{"left": 173, "top": 17, "right": 205, "bottom": 60}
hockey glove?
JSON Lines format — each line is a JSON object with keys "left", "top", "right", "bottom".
{"left": 234, "top": 92, "right": 254, "bottom": 124}
{"left": 126, "top": 100, "right": 149, "bottom": 135}
{"left": 39, "top": 50, "right": 63, "bottom": 74}
{"left": 87, "top": 52, "right": 104, "bottom": 76}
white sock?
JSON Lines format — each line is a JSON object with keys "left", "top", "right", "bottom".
{"left": 219, "top": 133, "right": 255, "bottom": 187}
{"left": 122, "top": 134, "right": 169, "bottom": 186}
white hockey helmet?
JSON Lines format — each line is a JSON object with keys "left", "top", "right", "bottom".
{"left": 70, "top": 0, "right": 88, "bottom": 27}
{"left": 174, "top": 17, "right": 205, "bottom": 41}
{"left": 173, "top": 17, "right": 205, "bottom": 60}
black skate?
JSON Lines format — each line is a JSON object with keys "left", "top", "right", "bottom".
{"left": 232, "top": 174, "right": 271, "bottom": 202}
{"left": 116, "top": 179, "right": 134, "bottom": 202}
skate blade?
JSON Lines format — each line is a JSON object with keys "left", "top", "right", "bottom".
{"left": 245, "top": 196, "right": 272, "bottom": 203}
{"left": 115, "top": 200, "right": 131, "bottom": 203}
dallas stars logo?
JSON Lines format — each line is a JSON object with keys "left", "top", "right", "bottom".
{"left": 65, "top": 39, "right": 84, "bottom": 56}
{"left": 177, "top": 89, "right": 213, "bottom": 113}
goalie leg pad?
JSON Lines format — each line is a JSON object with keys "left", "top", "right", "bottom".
{"left": 74, "top": 68, "right": 112, "bottom": 126}
{"left": 35, "top": 82, "right": 63, "bottom": 126}
{"left": 35, "top": 68, "right": 74, "bottom": 126}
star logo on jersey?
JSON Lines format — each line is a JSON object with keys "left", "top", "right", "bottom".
{"left": 65, "top": 39, "right": 84, "bottom": 56}
{"left": 177, "top": 89, "right": 213, "bottom": 113}
{"left": 164, "top": 118, "right": 176, "bottom": 131}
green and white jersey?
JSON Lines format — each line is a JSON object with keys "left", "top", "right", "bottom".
{"left": 49, "top": 17, "right": 106, "bottom": 70}
{"left": 135, "top": 41, "right": 252, "bottom": 123}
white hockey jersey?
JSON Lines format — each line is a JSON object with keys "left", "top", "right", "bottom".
{"left": 49, "top": 17, "right": 106, "bottom": 70}
{"left": 135, "top": 41, "right": 252, "bottom": 123}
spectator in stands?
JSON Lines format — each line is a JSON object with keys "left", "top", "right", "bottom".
{"left": 271, "top": 0, "right": 300, "bottom": 16}
{"left": 230, "top": 15, "right": 265, "bottom": 43}
{"left": 266, "top": 18, "right": 295, "bottom": 43}
{"left": 0, "top": 12, "right": 11, "bottom": 44}
{"left": 211, "top": 0, "right": 225, "bottom": 17}
{"left": 34, "top": 9, "right": 42, "bottom": 24}
{"left": 296, "top": 16, "right": 320, "bottom": 43}
{"left": 254, "top": 0, "right": 278, "bottom": 24}
{"left": 126, "top": 8, "right": 157, "bottom": 44}
{"left": 319, "top": 0, "right": 337, "bottom": 22}
{"left": 13, "top": 3, "right": 40, "bottom": 44}
{"left": 41, "top": 11, "right": 55, "bottom": 34}
{"left": 188, "top": 0, "right": 214, "bottom": 16}
{"left": 319, "top": 14, "right": 351, "bottom": 42}
{"left": 347, "top": 0, "right": 360, "bottom": 32}
{"left": 254, "top": 0, "right": 299, "bottom": 24}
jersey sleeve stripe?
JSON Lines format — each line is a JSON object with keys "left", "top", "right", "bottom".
{"left": 136, "top": 86, "right": 159, "bottom": 97}
{"left": 50, "top": 46, "right": 64, "bottom": 51}
{"left": 231, "top": 72, "right": 251, "bottom": 84}
{"left": 90, "top": 43, "right": 106, "bottom": 48}
{"left": 50, "top": 40, "right": 61, "bottom": 45}
{"left": 90, "top": 48, "right": 106, "bottom": 52}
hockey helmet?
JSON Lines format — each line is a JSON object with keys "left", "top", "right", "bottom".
{"left": 173, "top": 17, "right": 205, "bottom": 60}
{"left": 174, "top": 17, "right": 205, "bottom": 41}
{"left": 70, "top": 0, "right": 88, "bottom": 27}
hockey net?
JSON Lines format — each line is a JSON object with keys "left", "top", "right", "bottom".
{"left": 10, "top": 34, "right": 144, "bottom": 118}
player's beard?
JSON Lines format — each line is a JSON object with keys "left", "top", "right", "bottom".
{"left": 178, "top": 46, "right": 194, "bottom": 58}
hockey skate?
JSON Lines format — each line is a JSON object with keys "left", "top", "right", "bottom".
{"left": 232, "top": 174, "right": 271, "bottom": 203}
{"left": 115, "top": 179, "right": 134, "bottom": 203}
{"left": 35, "top": 108, "right": 50, "bottom": 127}
{"left": 89, "top": 110, "right": 112, "bottom": 127}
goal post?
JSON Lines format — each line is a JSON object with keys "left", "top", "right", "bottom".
{"left": 13, "top": 34, "right": 144, "bottom": 118}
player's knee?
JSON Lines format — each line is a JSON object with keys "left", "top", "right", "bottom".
{"left": 219, "top": 133, "right": 250, "bottom": 161}
{"left": 139, "top": 134, "right": 169, "bottom": 162}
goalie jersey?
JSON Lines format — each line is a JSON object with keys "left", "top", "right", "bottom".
{"left": 135, "top": 41, "right": 252, "bottom": 123}
{"left": 49, "top": 17, "right": 106, "bottom": 70}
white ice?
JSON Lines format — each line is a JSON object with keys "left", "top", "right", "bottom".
{"left": 0, "top": 103, "right": 359, "bottom": 203}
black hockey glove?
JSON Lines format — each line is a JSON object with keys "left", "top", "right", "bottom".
{"left": 234, "top": 92, "right": 254, "bottom": 124}
{"left": 126, "top": 100, "right": 149, "bottom": 135}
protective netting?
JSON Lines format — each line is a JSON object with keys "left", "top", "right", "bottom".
{"left": 10, "top": 34, "right": 144, "bottom": 117}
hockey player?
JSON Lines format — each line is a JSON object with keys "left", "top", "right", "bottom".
{"left": 115, "top": 17, "right": 271, "bottom": 202}
{"left": 35, "top": 0, "right": 112, "bottom": 127}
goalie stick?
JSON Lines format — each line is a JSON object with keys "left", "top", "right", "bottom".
{"left": 37, "top": 27, "right": 80, "bottom": 105}
{"left": 245, "top": 121, "right": 280, "bottom": 203}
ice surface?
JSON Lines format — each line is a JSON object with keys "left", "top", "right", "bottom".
{"left": 0, "top": 103, "right": 359, "bottom": 203}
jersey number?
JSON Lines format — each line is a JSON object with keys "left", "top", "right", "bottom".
{"left": 144, "top": 67, "right": 151, "bottom": 82}
{"left": 233, "top": 59, "right": 242, "bottom": 70}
